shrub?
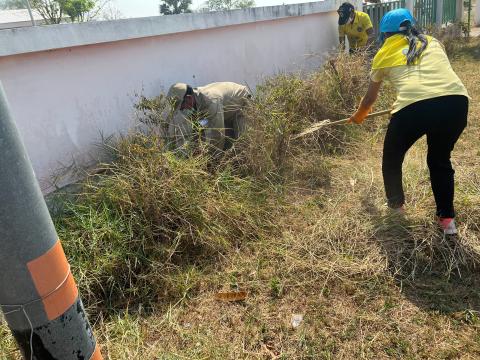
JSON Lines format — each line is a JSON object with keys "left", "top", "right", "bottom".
{"left": 55, "top": 134, "right": 278, "bottom": 311}
{"left": 54, "top": 50, "right": 394, "bottom": 312}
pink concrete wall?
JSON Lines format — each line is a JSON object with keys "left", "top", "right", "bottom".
{"left": 0, "top": 11, "right": 338, "bottom": 192}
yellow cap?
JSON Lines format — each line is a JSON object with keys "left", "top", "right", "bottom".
{"left": 167, "top": 83, "right": 188, "bottom": 108}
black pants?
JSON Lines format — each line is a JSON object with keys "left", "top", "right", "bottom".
{"left": 382, "top": 95, "right": 468, "bottom": 218}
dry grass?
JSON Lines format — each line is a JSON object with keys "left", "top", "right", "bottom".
{"left": 56, "top": 134, "right": 280, "bottom": 312}
{"left": 234, "top": 49, "right": 394, "bottom": 181}
{"left": 2, "top": 39, "right": 480, "bottom": 359}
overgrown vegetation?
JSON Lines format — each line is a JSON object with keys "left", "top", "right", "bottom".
{"left": 234, "top": 50, "right": 394, "bottom": 180}
{"left": 54, "top": 136, "right": 279, "bottom": 311}
{"left": 2, "top": 39, "right": 480, "bottom": 359}
{"left": 54, "top": 49, "right": 388, "bottom": 313}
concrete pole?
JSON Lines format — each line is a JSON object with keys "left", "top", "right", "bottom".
{"left": 455, "top": 0, "right": 464, "bottom": 22}
{"left": 24, "top": 0, "right": 37, "bottom": 26}
{"left": 436, "top": 0, "right": 444, "bottom": 27}
{"left": 0, "top": 83, "right": 101, "bottom": 359}
{"left": 405, "top": 0, "right": 414, "bottom": 14}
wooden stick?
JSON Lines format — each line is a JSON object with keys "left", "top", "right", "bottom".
{"left": 292, "top": 109, "right": 391, "bottom": 140}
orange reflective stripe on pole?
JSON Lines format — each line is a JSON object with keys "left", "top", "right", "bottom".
{"left": 0, "top": 83, "right": 102, "bottom": 359}
{"left": 27, "top": 240, "right": 79, "bottom": 321}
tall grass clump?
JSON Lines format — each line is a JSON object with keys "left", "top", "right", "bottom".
{"left": 236, "top": 49, "right": 394, "bottom": 183}
{"left": 52, "top": 50, "right": 394, "bottom": 313}
{"left": 425, "top": 23, "right": 470, "bottom": 58}
{"left": 53, "top": 134, "right": 278, "bottom": 312}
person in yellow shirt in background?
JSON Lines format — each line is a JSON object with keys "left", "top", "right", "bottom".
{"left": 348, "top": 8, "right": 469, "bottom": 235}
{"left": 337, "top": 2, "right": 374, "bottom": 53}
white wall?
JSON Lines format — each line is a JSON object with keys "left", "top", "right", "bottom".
{"left": 0, "top": 2, "right": 341, "bottom": 192}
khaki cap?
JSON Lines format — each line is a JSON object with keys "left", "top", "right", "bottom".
{"left": 167, "top": 83, "right": 188, "bottom": 108}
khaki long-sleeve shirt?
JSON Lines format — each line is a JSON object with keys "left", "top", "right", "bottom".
{"left": 169, "top": 82, "right": 251, "bottom": 150}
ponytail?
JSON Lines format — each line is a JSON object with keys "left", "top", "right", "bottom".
{"left": 403, "top": 22, "right": 428, "bottom": 65}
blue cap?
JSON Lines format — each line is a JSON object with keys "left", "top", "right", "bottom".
{"left": 379, "top": 8, "right": 415, "bottom": 33}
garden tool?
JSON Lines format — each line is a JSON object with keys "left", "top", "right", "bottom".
{"left": 292, "top": 109, "right": 391, "bottom": 140}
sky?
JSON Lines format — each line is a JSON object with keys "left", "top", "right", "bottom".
{"left": 112, "top": 0, "right": 317, "bottom": 18}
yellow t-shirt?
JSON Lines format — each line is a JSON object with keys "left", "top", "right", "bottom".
{"left": 371, "top": 35, "right": 469, "bottom": 113}
{"left": 339, "top": 11, "right": 373, "bottom": 49}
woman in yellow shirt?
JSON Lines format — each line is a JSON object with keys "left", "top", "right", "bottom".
{"left": 349, "top": 8, "right": 469, "bottom": 235}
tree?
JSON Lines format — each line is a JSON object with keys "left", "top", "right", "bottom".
{"left": 159, "top": 0, "right": 192, "bottom": 15}
{"left": 30, "top": 0, "right": 63, "bottom": 24}
{"left": 0, "top": 0, "right": 27, "bottom": 9}
{"left": 30, "top": 0, "right": 96, "bottom": 24}
{"left": 204, "top": 0, "right": 255, "bottom": 11}
{"left": 83, "top": 0, "right": 117, "bottom": 22}
{"left": 99, "top": 1, "right": 122, "bottom": 20}
{"left": 63, "top": 0, "right": 95, "bottom": 22}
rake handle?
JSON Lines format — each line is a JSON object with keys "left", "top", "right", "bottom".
{"left": 292, "top": 109, "right": 391, "bottom": 140}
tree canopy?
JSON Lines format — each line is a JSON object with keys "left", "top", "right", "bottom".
{"left": 204, "top": 0, "right": 255, "bottom": 11}
{"left": 30, "top": 0, "right": 97, "bottom": 24}
{"left": 159, "top": 0, "right": 192, "bottom": 15}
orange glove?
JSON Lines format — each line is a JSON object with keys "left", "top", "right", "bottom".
{"left": 349, "top": 102, "right": 371, "bottom": 124}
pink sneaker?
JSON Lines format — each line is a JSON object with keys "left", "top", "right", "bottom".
{"left": 438, "top": 218, "right": 457, "bottom": 235}
{"left": 388, "top": 204, "right": 405, "bottom": 215}
{"left": 393, "top": 205, "right": 405, "bottom": 214}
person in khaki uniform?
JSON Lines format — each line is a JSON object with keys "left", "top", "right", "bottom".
{"left": 167, "top": 82, "right": 251, "bottom": 151}
{"left": 337, "top": 2, "right": 374, "bottom": 53}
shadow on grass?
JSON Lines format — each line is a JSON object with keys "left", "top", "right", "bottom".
{"left": 453, "top": 37, "right": 480, "bottom": 60}
{"left": 368, "top": 209, "right": 480, "bottom": 317}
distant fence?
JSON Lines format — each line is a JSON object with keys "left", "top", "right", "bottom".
{"left": 363, "top": 0, "right": 405, "bottom": 36}
{"left": 363, "top": 0, "right": 458, "bottom": 36}
{"left": 413, "top": 0, "right": 437, "bottom": 28}
{"left": 442, "top": 0, "right": 457, "bottom": 23}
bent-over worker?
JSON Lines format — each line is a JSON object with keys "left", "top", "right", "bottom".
{"left": 167, "top": 82, "right": 251, "bottom": 151}
{"left": 348, "top": 8, "right": 469, "bottom": 235}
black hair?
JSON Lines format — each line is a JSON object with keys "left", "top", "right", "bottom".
{"left": 185, "top": 85, "right": 194, "bottom": 97}
{"left": 183, "top": 85, "right": 197, "bottom": 111}
{"left": 401, "top": 20, "right": 428, "bottom": 65}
